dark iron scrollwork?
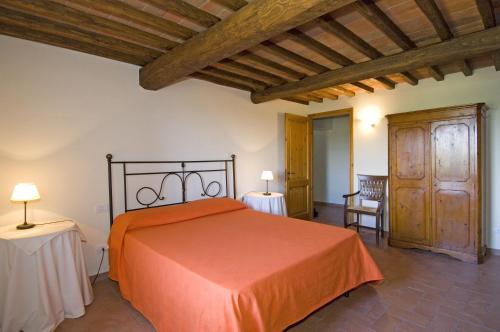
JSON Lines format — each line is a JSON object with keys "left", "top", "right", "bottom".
{"left": 135, "top": 171, "right": 223, "bottom": 207}
{"left": 135, "top": 173, "right": 183, "bottom": 207}
{"left": 185, "top": 172, "right": 222, "bottom": 198}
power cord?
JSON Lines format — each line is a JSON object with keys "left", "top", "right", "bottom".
{"left": 92, "top": 247, "right": 105, "bottom": 286}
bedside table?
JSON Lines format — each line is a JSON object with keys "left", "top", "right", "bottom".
{"left": 242, "top": 191, "right": 287, "bottom": 216}
{"left": 0, "top": 220, "right": 94, "bottom": 332}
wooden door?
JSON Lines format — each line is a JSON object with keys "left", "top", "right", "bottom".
{"left": 285, "top": 113, "right": 310, "bottom": 219}
{"left": 389, "top": 123, "right": 431, "bottom": 245}
{"left": 431, "top": 117, "right": 477, "bottom": 254}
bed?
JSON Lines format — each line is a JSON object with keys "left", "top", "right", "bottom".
{"left": 106, "top": 154, "right": 383, "bottom": 331}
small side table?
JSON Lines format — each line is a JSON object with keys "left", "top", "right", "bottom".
{"left": 0, "top": 220, "right": 94, "bottom": 332}
{"left": 242, "top": 191, "right": 287, "bottom": 216}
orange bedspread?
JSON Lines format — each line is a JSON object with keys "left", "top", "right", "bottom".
{"left": 109, "top": 198, "right": 383, "bottom": 332}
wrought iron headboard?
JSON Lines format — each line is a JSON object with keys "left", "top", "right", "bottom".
{"left": 106, "top": 154, "right": 236, "bottom": 226}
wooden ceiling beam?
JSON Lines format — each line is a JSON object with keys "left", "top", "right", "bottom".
{"left": 60, "top": 0, "right": 196, "bottom": 40}
{"left": 415, "top": 0, "right": 453, "bottom": 40}
{"left": 212, "top": 0, "right": 247, "bottom": 11}
{"left": 313, "top": 90, "right": 339, "bottom": 100}
{"left": 237, "top": 52, "right": 307, "bottom": 80}
{"left": 428, "top": 66, "right": 444, "bottom": 81}
{"left": 317, "top": 16, "right": 398, "bottom": 89}
{"left": 329, "top": 86, "right": 355, "bottom": 97}
{"left": 374, "top": 76, "right": 396, "bottom": 89}
{"left": 415, "top": 0, "right": 472, "bottom": 77}
{"left": 0, "top": 23, "right": 147, "bottom": 65}
{"left": 0, "top": 0, "right": 176, "bottom": 51}
{"left": 251, "top": 26, "right": 500, "bottom": 103}
{"left": 284, "top": 29, "right": 378, "bottom": 90}
{"left": 302, "top": 93, "right": 323, "bottom": 103}
{"left": 261, "top": 41, "right": 329, "bottom": 73}
{"left": 200, "top": 66, "right": 270, "bottom": 91}
{"left": 475, "top": 0, "right": 496, "bottom": 29}
{"left": 190, "top": 72, "right": 254, "bottom": 91}
{"left": 217, "top": 59, "right": 287, "bottom": 85}
{"left": 458, "top": 60, "right": 473, "bottom": 76}
{"left": 318, "top": 16, "right": 381, "bottom": 59}
{"left": 400, "top": 72, "right": 419, "bottom": 85}
{"left": 285, "top": 29, "right": 352, "bottom": 66}
{"left": 476, "top": 1, "right": 496, "bottom": 79}
{"left": 0, "top": 7, "right": 162, "bottom": 62}
{"left": 192, "top": 71, "right": 308, "bottom": 106}
{"left": 355, "top": 0, "right": 415, "bottom": 50}
{"left": 351, "top": 82, "right": 374, "bottom": 93}
{"left": 139, "top": 0, "right": 357, "bottom": 90}
{"left": 354, "top": 0, "right": 419, "bottom": 85}
{"left": 141, "top": 0, "right": 220, "bottom": 28}
{"left": 282, "top": 97, "right": 310, "bottom": 105}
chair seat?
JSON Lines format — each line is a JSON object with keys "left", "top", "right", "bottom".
{"left": 346, "top": 204, "right": 379, "bottom": 215}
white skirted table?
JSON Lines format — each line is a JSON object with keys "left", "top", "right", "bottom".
{"left": 0, "top": 220, "right": 94, "bottom": 332}
{"left": 242, "top": 192, "right": 287, "bottom": 216}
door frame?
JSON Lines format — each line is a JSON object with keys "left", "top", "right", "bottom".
{"left": 307, "top": 108, "right": 354, "bottom": 219}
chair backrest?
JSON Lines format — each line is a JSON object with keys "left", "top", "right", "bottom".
{"left": 357, "top": 174, "right": 387, "bottom": 202}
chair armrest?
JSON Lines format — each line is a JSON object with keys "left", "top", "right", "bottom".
{"left": 342, "top": 191, "right": 360, "bottom": 198}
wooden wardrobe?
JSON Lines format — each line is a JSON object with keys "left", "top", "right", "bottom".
{"left": 387, "top": 104, "right": 486, "bottom": 263}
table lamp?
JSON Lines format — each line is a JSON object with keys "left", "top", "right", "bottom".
{"left": 10, "top": 183, "right": 40, "bottom": 230}
{"left": 260, "top": 171, "right": 274, "bottom": 196}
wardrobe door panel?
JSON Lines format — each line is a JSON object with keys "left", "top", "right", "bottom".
{"left": 396, "top": 127, "right": 426, "bottom": 179}
{"left": 389, "top": 124, "right": 431, "bottom": 245}
{"left": 434, "top": 123, "right": 470, "bottom": 182}
{"left": 394, "top": 188, "right": 427, "bottom": 242}
{"left": 435, "top": 190, "right": 471, "bottom": 250}
{"left": 431, "top": 118, "right": 477, "bottom": 254}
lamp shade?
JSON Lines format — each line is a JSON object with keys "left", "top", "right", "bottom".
{"left": 10, "top": 183, "right": 41, "bottom": 202}
{"left": 260, "top": 170, "right": 274, "bottom": 181}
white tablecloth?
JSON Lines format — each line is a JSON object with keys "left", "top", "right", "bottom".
{"left": 0, "top": 221, "right": 94, "bottom": 332}
{"left": 242, "top": 192, "right": 287, "bottom": 216}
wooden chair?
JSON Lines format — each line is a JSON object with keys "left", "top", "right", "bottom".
{"left": 343, "top": 175, "right": 388, "bottom": 244}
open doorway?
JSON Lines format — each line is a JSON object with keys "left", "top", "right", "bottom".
{"left": 308, "top": 109, "right": 353, "bottom": 225}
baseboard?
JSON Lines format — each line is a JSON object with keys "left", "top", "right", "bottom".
{"left": 487, "top": 247, "right": 500, "bottom": 256}
{"left": 314, "top": 201, "right": 344, "bottom": 208}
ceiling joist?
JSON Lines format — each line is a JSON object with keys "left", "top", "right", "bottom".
{"left": 59, "top": 0, "right": 197, "bottom": 40}
{"left": 475, "top": 0, "right": 496, "bottom": 29}
{"left": 142, "top": 0, "right": 220, "bottom": 28}
{"left": 0, "top": 6, "right": 162, "bottom": 62}
{"left": 251, "top": 26, "right": 500, "bottom": 103}
{"left": 0, "top": 22, "right": 148, "bottom": 65}
{"left": 415, "top": 0, "right": 472, "bottom": 77}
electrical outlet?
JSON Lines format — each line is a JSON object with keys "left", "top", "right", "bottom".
{"left": 94, "top": 204, "right": 109, "bottom": 214}
{"left": 96, "top": 244, "right": 109, "bottom": 253}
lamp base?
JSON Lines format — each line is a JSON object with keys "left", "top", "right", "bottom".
{"left": 262, "top": 192, "right": 271, "bottom": 196}
{"left": 16, "top": 223, "right": 35, "bottom": 230}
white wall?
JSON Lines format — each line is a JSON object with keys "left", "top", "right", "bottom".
{"left": 313, "top": 116, "right": 350, "bottom": 205}
{"left": 308, "top": 67, "right": 500, "bottom": 250}
{"left": 0, "top": 35, "right": 307, "bottom": 275}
